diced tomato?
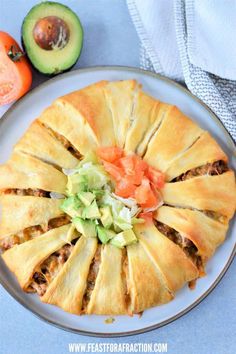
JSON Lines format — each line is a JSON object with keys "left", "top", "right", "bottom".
{"left": 118, "top": 155, "right": 147, "bottom": 184}
{"left": 97, "top": 146, "right": 123, "bottom": 163}
{"left": 138, "top": 211, "right": 154, "bottom": 224}
{"left": 119, "top": 155, "right": 135, "bottom": 175}
{"left": 147, "top": 166, "right": 165, "bottom": 189}
{"left": 102, "top": 161, "right": 123, "bottom": 181}
{"left": 98, "top": 147, "right": 164, "bottom": 209}
{"left": 134, "top": 177, "right": 149, "bottom": 203}
{"left": 135, "top": 177, "right": 158, "bottom": 208}
{"left": 125, "top": 171, "right": 144, "bottom": 186}
{"left": 135, "top": 157, "right": 149, "bottom": 173}
{"left": 115, "top": 177, "right": 136, "bottom": 198}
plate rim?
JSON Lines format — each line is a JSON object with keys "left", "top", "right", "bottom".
{"left": 0, "top": 65, "right": 235, "bottom": 338}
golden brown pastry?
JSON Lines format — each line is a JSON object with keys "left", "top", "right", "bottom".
{"left": 0, "top": 152, "right": 67, "bottom": 194}
{"left": 134, "top": 223, "right": 199, "bottom": 293}
{"left": 144, "top": 106, "right": 203, "bottom": 171}
{"left": 41, "top": 236, "right": 97, "bottom": 314}
{"left": 127, "top": 242, "right": 173, "bottom": 313}
{"left": 0, "top": 195, "right": 63, "bottom": 238}
{"left": 14, "top": 120, "right": 79, "bottom": 169}
{"left": 2, "top": 224, "right": 75, "bottom": 289}
{"left": 104, "top": 79, "right": 139, "bottom": 148}
{"left": 162, "top": 171, "right": 236, "bottom": 219}
{"left": 0, "top": 79, "right": 235, "bottom": 317}
{"left": 39, "top": 102, "right": 98, "bottom": 156}
{"left": 58, "top": 81, "right": 116, "bottom": 147}
{"left": 86, "top": 244, "right": 127, "bottom": 315}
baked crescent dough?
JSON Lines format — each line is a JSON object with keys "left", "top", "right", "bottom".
{"left": 86, "top": 244, "right": 127, "bottom": 315}
{"left": 41, "top": 236, "right": 97, "bottom": 315}
{"left": 2, "top": 224, "right": 74, "bottom": 289}
{"left": 127, "top": 242, "right": 173, "bottom": 313}
{"left": 104, "top": 80, "right": 139, "bottom": 148}
{"left": 162, "top": 171, "right": 236, "bottom": 219}
{"left": 0, "top": 80, "right": 235, "bottom": 316}
{"left": 0, "top": 152, "right": 67, "bottom": 193}
{"left": 165, "top": 132, "right": 228, "bottom": 181}
{"left": 0, "top": 195, "right": 63, "bottom": 238}
{"left": 136, "top": 102, "right": 173, "bottom": 157}
{"left": 144, "top": 106, "right": 203, "bottom": 171}
{"left": 155, "top": 206, "right": 228, "bottom": 260}
{"left": 14, "top": 121, "right": 79, "bottom": 169}
{"left": 134, "top": 223, "right": 199, "bottom": 293}
{"left": 58, "top": 81, "right": 116, "bottom": 147}
{"left": 39, "top": 102, "right": 98, "bottom": 155}
{"left": 124, "top": 90, "right": 160, "bottom": 154}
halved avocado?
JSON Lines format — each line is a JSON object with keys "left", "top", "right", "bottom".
{"left": 22, "top": 1, "right": 83, "bottom": 75}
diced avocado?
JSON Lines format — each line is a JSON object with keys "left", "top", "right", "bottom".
{"left": 66, "top": 174, "right": 87, "bottom": 195}
{"left": 113, "top": 223, "right": 122, "bottom": 233}
{"left": 77, "top": 191, "right": 95, "bottom": 206}
{"left": 60, "top": 196, "right": 82, "bottom": 218}
{"left": 79, "top": 163, "right": 108, "bottom": 189}
{"left": 100, "top": 205, "right": 113, "bottom": 229}
{"left": 73, "top": 217, "right": 97, "bottom": 238}
{"left": 110, "top": 230, "right": 137, "bottom": 248}
{"left": 97, "top": 226, "right": 116, "bottom": 244}
{"left": 21, "top": 1, "right": 83, "bottom": 75}
{"left": 93, "top": 189, "right": 105, "bottom": 198}
{"left": 82, "top": 200, "right": 101, "bottom": 219}
{"left": 114, "top": 218, "right": 132, "bottom": 231}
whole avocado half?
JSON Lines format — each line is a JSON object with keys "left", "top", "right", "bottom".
{"left": 21, "top": 1, "right": 83, "bottom": 75}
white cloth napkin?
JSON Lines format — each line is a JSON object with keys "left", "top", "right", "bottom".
{"left": 186, "top": 0, "right": 236, "bottom": 80}
{"left": 127, "top": 0, "right": 236, "bottom": 140}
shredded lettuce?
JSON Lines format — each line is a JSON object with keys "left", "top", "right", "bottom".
{"left": 61, "top": 153, "right": 148, "bottom": 246}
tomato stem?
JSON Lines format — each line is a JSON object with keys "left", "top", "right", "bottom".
{"left": 7, "top": 45, "right": 25, "bottom": 62}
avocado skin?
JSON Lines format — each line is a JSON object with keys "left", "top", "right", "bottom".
{"left": 21, "top": 1, "right": 83, "bottom": 76}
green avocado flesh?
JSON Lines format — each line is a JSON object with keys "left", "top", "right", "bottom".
{"left": 22, "top": 1, "right": 83, "bottom": 74}
{"left": 60, "top": 154, "right": 141, "bottom": 247}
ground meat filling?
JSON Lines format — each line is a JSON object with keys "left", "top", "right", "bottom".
{"left": 0, "top": 225, "right": 45, "bottom": 251}
{"left": 47, "top": 215, "right": 71, "bottom": 230}
{"left": 0, "top": 216, "right": 71, "bottom": 252}
{"left": 81, "top": 245, "right": 102, "bottom": 311}
{"left": 2, "top": 188, "right": 50, "bottom": 197}
{"left": 155, "top": 220, "right": 204, "bottom": 276}
{"left": 43, "top": 124, "right": 82, "bottom": 160}
{"left": 203, "top": 210, "right": 227, "bottom": 224}
{"left": 27, "top": 243, "right": 75, "bottom": 296}
{"left": 172, "top": 160, "right": 228, "bottom": 182}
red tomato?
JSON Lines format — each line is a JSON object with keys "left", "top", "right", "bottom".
{"left": 134, "top": 177, "right": 150, "bottom": 203}
{"left": 119, "top": 155, "right": 135, "bottom": 175}
{"left": 125, "top": 172, "right": 144, "bottom": 186}
{"left": 138, "top": 211, "right": 154, "bottom": 224}
{"left": 147, "top": 166, "right": 165, "bottom": 189}
{"left": 119, "top": 155, "right": 146, "bottom": 184}
{"left": 102, "top": 160, "right": 123, "bottom": 181}
{"left": 135, "top": 157, "right": 149, "bottom": 173}
{"left": 97, "top": 146, "right": 123, "bottom": 163}
{"left": 0, "top": 32, "right": 32, "bottom": 106}
{"left": 115, "top": 177, "right": 136, "bottom": 198}
{"left": 135, "top": 177, "right": 158, "bottom": 208}
{"left": 99, "top": 147, "right": 164, "bottom": 210}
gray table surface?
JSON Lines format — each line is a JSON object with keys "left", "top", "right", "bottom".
{"left": 0, "top": 1, "right": 235, "bottom": 354}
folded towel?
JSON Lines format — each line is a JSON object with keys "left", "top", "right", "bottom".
{"left": 127, "top": 0, "right": 236, "bottom": 140}
{"left": 186, "top": 0, "right": 236, "bottom": 80}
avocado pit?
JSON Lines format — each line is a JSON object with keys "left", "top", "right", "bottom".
{"left": 33, "top": 16, "right": 70, "bottom": 50}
